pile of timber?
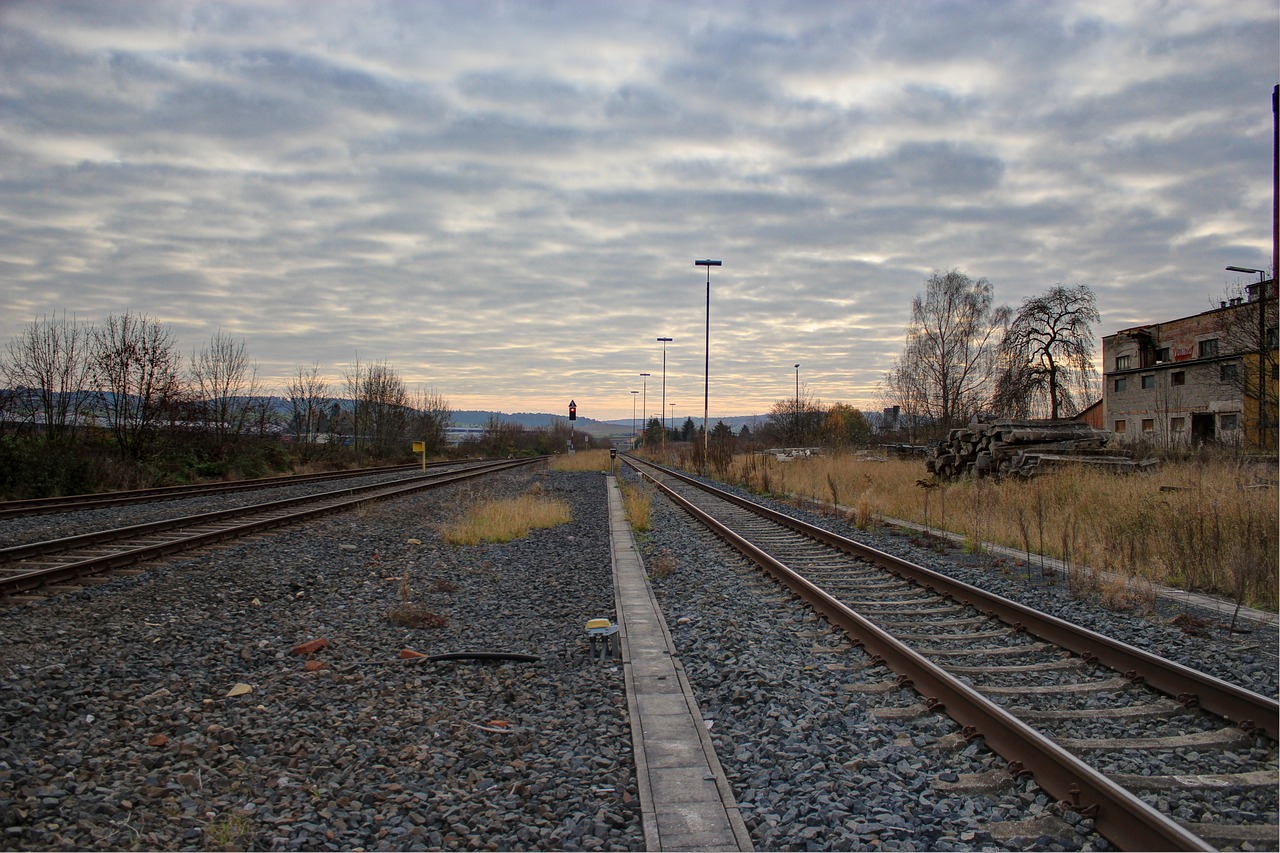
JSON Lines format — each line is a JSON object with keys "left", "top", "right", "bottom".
{"left": 925, "top": 418, "right": 1148, "bottom": 481}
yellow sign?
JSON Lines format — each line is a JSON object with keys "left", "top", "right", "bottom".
{"left": 411, "top": 441, "right": 425, "bottom": 453}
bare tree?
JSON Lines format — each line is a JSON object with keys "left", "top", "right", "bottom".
{"left": 409, "top": 386, "right": 452, "bottom": 455}
{"left": 285, "top": 363, "right": 331, "bottom": 444}
{"left": 189, "top": 331, "right": 263, "bottom": 448}
{"left": 993, "top": 284, "right": 1099, "bottom": 419}
{"left": 478, "top": 414, "right": 524, "bottom": 456}
{"left": 765, "top": 393, "right": 823, "bottom": 445}
{"left": 878, "top": 358, "right": 930, "bottom": 443}
{"left": 1214, "top": 281, "right": 1278, "bottom": 448}
{"left": 90, "top": 313, "right": 183, "bottom": 459}
{"left": 1, "top": 312, "right": 93, "bottom": 441}
{"left": 885, "top": 270, "right": 1009, "bottom": 435}
{"left": 344, "top": 358, "right": 410, "bottom": 456}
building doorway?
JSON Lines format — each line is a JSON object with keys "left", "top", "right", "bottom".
{"left": 1191, "top": 412, "right": 1216, "bottom": 444}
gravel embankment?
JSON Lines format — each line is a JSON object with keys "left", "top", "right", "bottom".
{"left": 1, "top": 468, "right": 642, "bottom": 852}
{"left": 628, "top": 469, "right": 1278, "bottom": 852}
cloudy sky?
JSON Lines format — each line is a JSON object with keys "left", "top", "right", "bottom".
{"left": 2, "top": 1, "right": 1276, "bottom": 421}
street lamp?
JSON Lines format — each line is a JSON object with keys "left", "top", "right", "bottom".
{"left": 639, "top": 373, "right": 650, "bottom": 446}
{"left": 1226, "top": 265, "right": 1270, "bottom": 447}
{"left": 695, "top": 259, "right": 722, "bottom": 473}
{"left": 794, "top": 363, "right": 801, "bottom": 446}
{"left": 657, "top": 337, "right": 672, "bottom": 457}
{"left": 631, "top": 390, "right": 640, "bottom": 443}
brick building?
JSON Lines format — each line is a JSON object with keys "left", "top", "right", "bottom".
{"left": 1102, "top": 280, "right": 1278, "bottom": 447}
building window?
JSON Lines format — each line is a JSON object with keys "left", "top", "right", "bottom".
{"left": 1171, "top": 417, "right": 1185, "bottom": 432}
{"left": 1220, "top": 363, "right": 1239, "bottom": 382}
{"left": 1115, "top": 354, "right": 1132, "bottom": 370}
{"left": 1156, "top": 346, "right": 1170, "bottom": 363}
{"left": 1141, "top": 418, "right": 1154, "bottom": 432}
{"left": 1114, "top": 420, "right": 1126, "bottom": 434}
{"left": 1171, "top": 371, "right": 1185, "bottom": 386}
{"left": 1268, "top": 327, "right": 1277, "bottom": 349}
{"left": 1114, "top": 377, "right": 1127, "bottom": 392}
{"left": 1220, "top": 414, "right": 1239, "bottom": 431}
{"left": 1198, "top": 339, "right": 1218, "bottom": 358}
{"left": 1141, "top": 375, "right": 1156, "bottom": 389}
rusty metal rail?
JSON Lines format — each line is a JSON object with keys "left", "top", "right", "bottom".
{"left": 624, "top": 457, "right": 1272, "bottom": 852}
{"left": 0, "top": 462, "right": 447, "bottom": 519}
{"left": 0, "top": 457, "right": 542, "bottom": 598}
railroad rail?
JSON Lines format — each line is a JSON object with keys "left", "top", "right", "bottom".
{"left": 0, "top": 457, "right": 542, "bottom": 600}
{"left": 624, "top": 456, "right": 1278, "bottom": 852}
{"left": 0, "top": 461, "right": 463, "bottom": 519}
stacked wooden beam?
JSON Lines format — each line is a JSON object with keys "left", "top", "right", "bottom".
{"left": 925, "top": 418, "right": 1138, "bottom": 481}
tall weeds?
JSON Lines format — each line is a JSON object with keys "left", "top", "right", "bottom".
{"left": 717, "top": 450, "right": 1278, "bottom": 609}
{"left": 550, "top": 449, "right": 612, "bottom": 472}
{"left": 439, "top": 493, "right": 572, "bottom": 545}
{"left": 619, "top": 477, "right": 653, "bottom": 532}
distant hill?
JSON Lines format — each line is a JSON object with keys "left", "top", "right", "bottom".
{"left": 598, "top": 414, "right": 768, "bottom": 431}
{"left": 450, "top": 409, "right": 621, "bottom": 439}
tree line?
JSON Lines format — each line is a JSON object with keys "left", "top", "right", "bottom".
{"left": 879, "top": 271, "right": 1100, "bottom": 442}
{"left": 0, "top": 311, "right": 451, "bottom": 496}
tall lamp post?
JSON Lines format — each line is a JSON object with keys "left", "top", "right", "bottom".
{"left": 639, "top": 373, "right": 650, "bottom": 446}
{"left": 631, "top": 390, "right": 640, "bottom": 445}
{"left": 657, "top": 337, "right": 672, "bottom": 457}
{"left": 695, "top": 259, "right": 722, "bottom": 474}
{"left": 794, "top": 363, "right": 801, "bottom": 446}
{"left": 1227, "top": 265, "right": 1270, "bottom": 448}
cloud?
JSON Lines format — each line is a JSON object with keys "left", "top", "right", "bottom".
{"left": 0, "top": 0, "right": 1274, "bottom": 418}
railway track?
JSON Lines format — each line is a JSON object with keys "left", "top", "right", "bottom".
{"left": 0, "top": 461, "right": 460, "bottom": 519}
{"left": 625, "top": 456, "right": 1278, "bottom": 852}
{"left": 0, "top": 457, "right": 542, "bottom": 601}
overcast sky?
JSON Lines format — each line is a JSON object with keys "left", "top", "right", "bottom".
{"left": 2, "top": 1, "right": 1276, "bottom": 421}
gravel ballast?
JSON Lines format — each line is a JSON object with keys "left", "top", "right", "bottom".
{"left": 1, "top": 468, "right": 642, "bottom": 851}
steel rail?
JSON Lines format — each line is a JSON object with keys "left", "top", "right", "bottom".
{"left": 633, "top": 459, "right": 1279, "bottom": 740}
{"left": 626, "top": 457, "right": 1217, "bottom": 852}
{"left": 0, "top": 462, "right": 486, "bottom": 563}
{"left": 0, "top": 462, "right": 446, "bottom": 519}
{"left": 0, "top": 457, "right": 542, "bottom": 597}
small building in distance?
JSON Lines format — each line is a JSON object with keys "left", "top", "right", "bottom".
{"left": 1102, "top": 279, "right": 1278, "bottom": 448}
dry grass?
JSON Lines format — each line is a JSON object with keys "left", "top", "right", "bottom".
{"left": 648, "top": 547, "right": 677, "bottom": 579}
{"left": 387, "top": 571, "right": 450, "bottom": 629}
{"left": 203, "top": 811, "right": 255, "bottom": 850}
{"left": 388, "top": 603, "right": 449, "bottom": 629}
{"left": 550, "top": 449, "right": 612, "bottom": 472}
{"left": 722, "top": 451, "right": 1278, "bottom": 609}
{"left": 619, "top": 477, "right": 653, "bottom": 532}
{"left": 439, "top": 493, "right": 572, "bottom": 545}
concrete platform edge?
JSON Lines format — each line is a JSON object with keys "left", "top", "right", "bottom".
{"left": 606, "top": 473, "right": 754, "bottom": 852}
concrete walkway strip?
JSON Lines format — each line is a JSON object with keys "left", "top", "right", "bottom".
{"left": 605, "top": 474, "right": 754, "bottom": 853}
